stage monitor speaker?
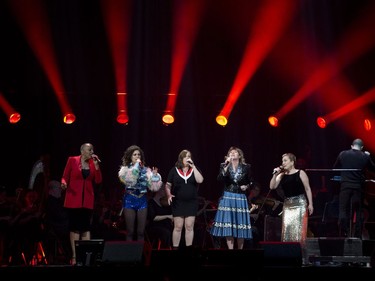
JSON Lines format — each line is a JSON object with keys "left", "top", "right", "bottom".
{"left": 101, "top": 241, "right": 144, "bottom": 265}
{"left": 362, "top": 239, "right": 375, "bottom": 256}
{"left": 75, "top": 239, "right": 105, "bottom": 266}
{"left": 362, "top": 240, "right": 375, "bottom": 267}
{"left": 149, "top": 248, "right": 201, "bottom": 269}
{"left": 306, "top": 237, "right": 363, "bottom": 257}
{"left": 202, "top": 249, "right": 264, "bottom": 267}
{"left": 150, "top": 248, "right": 264, "bottom": 270}
{"left": 260, "top": 241, "right": 302, "bottom": 267}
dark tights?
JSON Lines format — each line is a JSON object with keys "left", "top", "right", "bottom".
{"left": 124, "top": 208, "right": 147, "bottom": 241}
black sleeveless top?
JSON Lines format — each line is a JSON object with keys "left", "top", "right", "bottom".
{"left": 279, "top": 170, "right": 305, "bottom": 198}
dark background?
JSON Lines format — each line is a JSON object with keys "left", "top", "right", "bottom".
{"left": 0, "top": 0, "right": 374, "bottom": 205}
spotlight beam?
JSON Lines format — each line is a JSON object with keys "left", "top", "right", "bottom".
{"left": 101, "top": 0, "right": 132, "bottom": 123}
{"left": 0, "top": 91, "right": 21, "bottom": 123}
{"left": 8, "top": 0, "right": 73, "bottom": 120}
{"left": 218, "top": 0, "right": 297, "bottom": 122}
{"left": 275, "top": 2, "right": 375, "bottom": 120}
{"left": 164, "top": 0, "right": 206, "bottom": 121}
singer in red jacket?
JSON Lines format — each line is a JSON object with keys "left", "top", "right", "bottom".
{"left": 61, "top": 143, "right": 102, "bottom": 265}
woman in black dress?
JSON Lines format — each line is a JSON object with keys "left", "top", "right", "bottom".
{"left": 165, "top": 149, "right": 204, "bottom": 249}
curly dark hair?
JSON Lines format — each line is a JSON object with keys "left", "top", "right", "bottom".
{"left": 121, "top": 145, "right": 146, "bottom": 166}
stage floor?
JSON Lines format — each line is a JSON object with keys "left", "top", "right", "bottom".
{"left": 0, "top": 260, "right": 374, "bottom": 280}
{"left": 1, "top": 244, "right": 374, "bottom": 280}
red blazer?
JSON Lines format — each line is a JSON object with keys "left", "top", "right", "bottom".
{"left": 61, "top": 155, "right": 102, "bottom": 209}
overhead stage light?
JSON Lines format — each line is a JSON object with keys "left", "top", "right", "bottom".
{"left": 117, "top": 112, "right": 129, "bottom": 125}
{"left": 117, "top": 93, "right": 128, "bottom": 124}
{"left": 364, "top": 119, "right": 372, "bottom": 131}
{"left": 216, "top": 115, "right": 228, "bottom": 127}
{"left": 9, "top": 112, "right": 21, "bottom": 124}
{"left": 268, "top": 116, "right": 279, "bottom": 127}
{"left": 63, "top": 113, "right": 76, "bottom": 124}
{"left": 316, "top": 117, "right": 326, "bottom": 128}
{"left": 162, "top": 113, "right": 174, "bottom": 125}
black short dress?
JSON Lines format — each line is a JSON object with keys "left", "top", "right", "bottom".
{"left": 167, "top": 167, "right": 200, "bottom": 217}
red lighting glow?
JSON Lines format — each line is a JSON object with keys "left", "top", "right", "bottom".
{"left": 117, "top": 112, "right": 129, "bottom": 125}
{"left": 268, "top": 116, "right": 279, "bottom": 127}
{"left": 216, "top": 115, "right": 228, "bottom": 127}
{"left": 316, "top": 117, "right": 326, "bottom": 128}
{"left": 116, "top": 93, "right": 128, "bottom": 124}
{"left": 164, "top": 1, "right": 205, "bottom": 124}
{"left": 63, "top": 113, "right": 76, "bottom": 124}
{"left": 9, "top": 112, "right": 21, "bottom": 124}
{"left": 364, "top": 119, "right": 372, "bottom": 131}
{"left": 162, "top": 114, "right": 175, "bottom": 125}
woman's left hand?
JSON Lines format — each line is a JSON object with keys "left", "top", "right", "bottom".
{"left": 240, "top": 184, "right": 248, "bottom": 191}
{"left": 308, "top": 204, "right": 314, "bottom": 215}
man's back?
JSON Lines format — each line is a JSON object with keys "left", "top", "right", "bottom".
{"left": 334, "top": 148, "right": 375, "bottom": 184}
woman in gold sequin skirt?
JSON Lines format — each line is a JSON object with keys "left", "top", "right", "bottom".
{"left": 270, "top": 153, "right": 314, "bottom": 264}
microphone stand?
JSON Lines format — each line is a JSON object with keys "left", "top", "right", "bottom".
{"left": 252, "top": 189, "right": 275, "bottom": 224}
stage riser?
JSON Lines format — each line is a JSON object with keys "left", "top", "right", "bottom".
{"left": 259, "top": 242, "right": 302, "bottom": 267}
{"left": 306, "top": 237, "right": 373, "bottom": 266}
{"left": 306, "top": 237, "right": 363, "bottom": 256}
{"left": 149, "top": 249, "right": 264, "bottom": 268}
{"left": 72, "top": 238, "right": 375, "bottom": 268}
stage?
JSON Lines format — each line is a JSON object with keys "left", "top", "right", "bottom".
{"left": 0, "top": 263, "right": 374, "bottom": 280}
{"left": 1, "top": 238, "right": 374, "bottom": 280}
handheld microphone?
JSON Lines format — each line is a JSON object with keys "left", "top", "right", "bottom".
{"left": 92, "top": 155, "right": 101, "bottom": 163}
{"left": 272, "top": 166, "right": 283, "bottom": 175}
{"left": 187, "top": 159, "right": 194, "bottom": 165}
{"left": 224, "top": 156, "right": 232, "bottom": 165}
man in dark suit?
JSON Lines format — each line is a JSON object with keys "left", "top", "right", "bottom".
{"left": 333, "top": 138, "right": 375, "bottom": 238}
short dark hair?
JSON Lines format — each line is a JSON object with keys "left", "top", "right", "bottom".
{"left": 352, "top": 138, "right": 363, "bottom": 147}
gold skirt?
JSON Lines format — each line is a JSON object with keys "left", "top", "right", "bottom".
{"left": 281, "top": 194, "right": 308, "bottom": 243}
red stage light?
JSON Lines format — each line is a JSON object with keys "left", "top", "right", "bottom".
{"left": 117, "top": 113, "right": 129, "bottom": 125}
{"left": 316, "top": 117, "right": 326, "bottom": 128}
{"left": 216, "top": 115, "right": 228, "bottom": 127}
{"left": 63, "top": 113, "right": 76, "bottom": 124}
{"left": 268, "top": 116, "right": 279, "bottom": 127}
{"left": 364, "top": 119, "right": 372, "bottom": 131}
{"left": 162, "top": 114, "right": 174, "bottom": 125}
{"left": 9, "top": 112, "right": 21, "bottom": 124}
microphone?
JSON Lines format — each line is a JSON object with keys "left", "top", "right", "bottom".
{"left": 224, "top": 156, "right": 232, "bottom": 166}
{"left": 92, "top": 155, "right": 101, "bottom": 163}
{"left": 272, "top": 166, "right": 283, "bottom": 175}
{"left": 187, "top": 159, "right": 194, "bottom": 165}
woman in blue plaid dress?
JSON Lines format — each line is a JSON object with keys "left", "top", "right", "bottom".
{"left": 210, "top": 146, "right": 254, "bottom": 249}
